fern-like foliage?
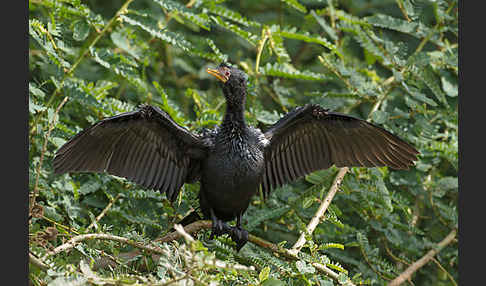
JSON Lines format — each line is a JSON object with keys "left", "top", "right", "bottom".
{"left": 29, "top": 0, "right": 458, "bottom": 285}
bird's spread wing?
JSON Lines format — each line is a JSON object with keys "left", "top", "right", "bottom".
{"left": 261, "top": 104, "right": 419, "bottom": 196}
{"left": 53, "top": 105, "right": 208, "bottom": 201}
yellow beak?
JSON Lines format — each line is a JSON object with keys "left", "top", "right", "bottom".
{"left": 206, "top": 68, "right": 229, "bottom": 83}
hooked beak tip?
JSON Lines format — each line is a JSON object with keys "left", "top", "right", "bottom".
{"left": 206, "top": 68, "right": 228, "bottom": 83}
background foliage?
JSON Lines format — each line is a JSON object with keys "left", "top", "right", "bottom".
{"left": 29, "top": 0, "right": 458, "bottom": 285}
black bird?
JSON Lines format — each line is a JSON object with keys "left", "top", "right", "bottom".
{"left": 53, "top": 63, "right": 419, "bottom": 250}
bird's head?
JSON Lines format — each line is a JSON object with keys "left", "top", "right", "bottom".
{"left": 207, "top": 63, "right": 248, "bottom": 106}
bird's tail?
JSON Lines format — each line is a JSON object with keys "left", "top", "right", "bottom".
{"left": 169, "top": 208, "right": 203, "bottom": 232}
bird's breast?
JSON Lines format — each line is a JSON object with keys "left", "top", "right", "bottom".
{"left": 200, "top": 131, "right": 265, "bottom": 211}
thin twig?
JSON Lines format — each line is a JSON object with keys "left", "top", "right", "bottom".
{"left": 431, "top": 257, "right": 457, "bottom": 286}
{"left": 47, "top": 233, "right": 165, "bottom": 258}
{"left": 86, "top": 194, "right": 121, "bottom": 232}
{"left": 388, "top": 229, "right": 457, "bottom": 286}
{"left": 29, "top": 96, "right": 69, "bottom": 215}
{"left": 289, "top": 167, "right": 349, "bottom": 255}
{"left": 41, "top": 215, "right": 80, "bottom": 235}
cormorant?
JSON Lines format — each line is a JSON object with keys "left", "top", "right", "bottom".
{"left": 53, "top": 63, "right": 419, "bottom": 250}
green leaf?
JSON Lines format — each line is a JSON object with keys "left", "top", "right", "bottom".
{"left": 436, "top": 177, "right": 458, "bottom": 191}
{"left": 29, "top": 83, "right": 46, "bottom": 99}
{"left": 281, "top": 0, "right": 307, "bottom": 14}
{"left": 206, "top": 38, "right": 228, "bottom": 63}
{"left": 89, "top": 47, "right": 148, "bottom": 93}
{"left": 255, "top": 109, "right": 282, "bottom": 125}
{"left": 279, "top": 28, "right": 341, "bottom": 57}
{"left": 261, "top": 278, "right": 286, "bottom": 286}
{"left": 295, "top": 260, "right": 316, "bottom": 274}
{"left": 268, "top": 25, "right": 291, "bottom": 63}
{"left": 370, "top": 110, "right": 388, "bottom": 124}
{"left": 441, "top": 72, "right": 458, "bottom": 97}
{"left": 210, "top": 15, "right": 258, "bottom": 46}
{"left": 366, "top": 14, "right": 441, "bottom": 46}
{"left": 337, "top": 272, "right": 349, "bottom": 284}
{"left": 302, "top": 196, "right": 314, "bottom": 209}
{"left": 79, "top": 181, "right": 101, "bottom": 195}
{"left": 419, "top": 66, "right": 448, "bottom": 106}
{"left": 152, "top": 0, "right": 210, "bottom": 30}
{"left": 72, "top": 19, "right": 90, "bottom": 41}
{"left": 260, "top": 62, "right": 328, "bottom": 81}
{"left": 29, "top": 19, "right": 71, "bottom": 69}
{"left": 120, "top": 13, "right": 193, "bottom": 52}
{"left": 259, "top": 266, "right": 270, "bottom": 282}
{"left": 320, "top": 243, "right": 345, "bottom": 250}
{"left": 311, "top": 10, "right": 338, "bottom": 41}
{"left": 402, "top": 83, "right": 438, "bottom": 106}
{"left": 206, "top": 4, "right": 261, "bottom": 28}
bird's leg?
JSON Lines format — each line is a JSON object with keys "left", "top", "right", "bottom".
{"left": 230, "top": 213, "right": 248, "bottom": 251}
{"left": 209, "top": 208, "right": 231, "bottom": 239}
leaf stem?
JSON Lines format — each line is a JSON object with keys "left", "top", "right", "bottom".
{"left": 255, "top": 27, "right": 269, "bottom": 76}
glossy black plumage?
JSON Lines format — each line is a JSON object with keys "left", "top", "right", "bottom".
{"left": 53, "top": 63, "right": 419, "bottom": 250}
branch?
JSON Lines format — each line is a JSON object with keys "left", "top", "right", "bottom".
{"left": 29, "top": 253, "right": 49, "bottom": 270}
{"left": 388, "top": 229, "right": 457, "bottom": 286}
{"left": 164, "top": 221, "right": 355, "bottom": 285}
{"left": 47, "top": 233, "right": 165, "bottom": 257}
{"left": 92, "top": 221, "right": 355, "bottom": 285}
{"left": 155, "top": 220, "right": 212, "bottom": 243}
{"left": 289, "top": 167, "right": 349, "bottom": 255}
{"left": 86, "top": 194, "right": 121, "bottom": 232}
{"left": 29, "top": 96, "right": 69, "bottom": 216}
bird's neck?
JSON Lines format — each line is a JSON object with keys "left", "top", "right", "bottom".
{"left": 221, "top": 84, "right": 247, "bottom": 131}
{"left": 222, "top": 101, "right": 247, "bottom": 131}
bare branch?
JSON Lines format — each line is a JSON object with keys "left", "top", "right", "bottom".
{"left": 29, "top": 253, "right": 49, "bottom": 270}
{"left": 289, "top": 167, "right": 349, "bottom": 255}
{"left": 47, "top": 233, "right": 165, "bottom": 257}
{"left": 388, "top": 229, "right": 457, "bottom": 286}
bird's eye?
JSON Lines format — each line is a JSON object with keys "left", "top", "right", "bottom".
{"left": 225, "top": 71, "right": 230, "bottom": 77}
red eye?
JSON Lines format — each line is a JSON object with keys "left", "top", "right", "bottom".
{"left": 225, "top": 71, "right": 230, "bottom": 77}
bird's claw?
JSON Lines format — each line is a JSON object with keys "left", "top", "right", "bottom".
{"left": 210, "top": 218, "right": 231, "bottom": 239}
{"left": 230, "top": 226, "right": 248, "bottom": 251}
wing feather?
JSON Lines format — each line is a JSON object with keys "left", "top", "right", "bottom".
{"left": 53, "top": 105, "right": 208, "bottom": 201}
{"left": 261, "top": 104, "right": 419, "bottom": 195}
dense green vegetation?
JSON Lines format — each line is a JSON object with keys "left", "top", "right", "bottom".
{"left": 29, "top": 0, "right": 458, "bottom": 285}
